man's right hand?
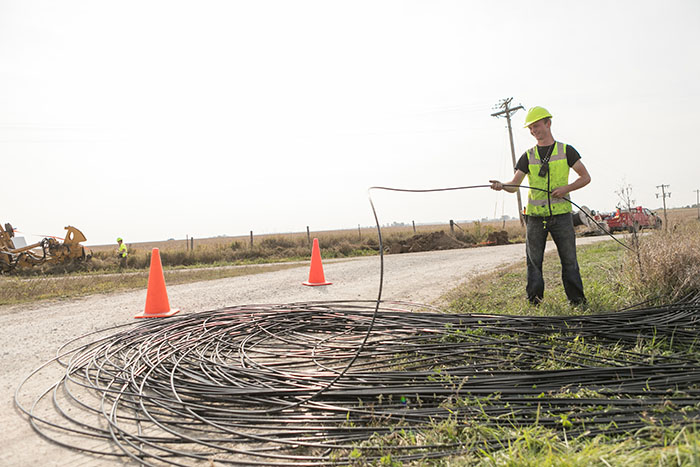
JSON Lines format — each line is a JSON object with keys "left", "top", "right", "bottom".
{"left": 489, "top": 180, "right": 503, "bottom": 191}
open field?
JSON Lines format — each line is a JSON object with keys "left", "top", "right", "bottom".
{"left": 86, "top": 219, "right": 526, "bottom": 253}
{"left": 654, "top": 206, "right": 700, "bottom": 224}
{"left": 80, "top": 219, "right": 528, "bottom": 273}
{"left": 86, "top": 206, "right": 697, "bottom": 258}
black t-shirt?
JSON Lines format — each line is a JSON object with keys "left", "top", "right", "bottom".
{"left": 514, "top": 143, "right": 581, "bottom": 174}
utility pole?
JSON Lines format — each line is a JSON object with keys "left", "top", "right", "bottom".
{"left": 492, "top": 97, "right": 525, "bottom": 226}
{"left": 656, "top": 184, "right": 671, "bottom": 230}
{"left": 694, "top": 189, "right": 700, "bottom": 220}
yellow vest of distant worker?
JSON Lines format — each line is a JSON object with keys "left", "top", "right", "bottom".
{"left": 526, "top": 141, "right": 572, "bottom": 217}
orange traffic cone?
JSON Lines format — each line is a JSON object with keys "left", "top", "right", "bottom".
{"left": 303, "top": 238, "right": 332, "bottom": 286}
{"left": 135, "top": 248, "right": 180, "bottom": 318}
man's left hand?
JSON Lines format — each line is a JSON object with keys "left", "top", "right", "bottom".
{"left": 551, "top": 187, "right": 569, "bottom": 198}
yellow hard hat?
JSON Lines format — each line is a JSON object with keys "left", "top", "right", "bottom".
{"left": 117, "top": 237, "right": 123, "bottom": 242}
{"left": 523, "top": 106, "right": 552, "bottom": 128}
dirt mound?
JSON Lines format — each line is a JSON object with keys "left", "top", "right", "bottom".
{"left": 485, "top": 230, "right": 510, "bottom": 245}
{"left": 388, "top": 231, "right": 469, "bottom": 254}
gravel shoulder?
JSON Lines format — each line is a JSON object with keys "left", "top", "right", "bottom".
{"left": 0, "top": 237, "right": 610, "bottom": 466}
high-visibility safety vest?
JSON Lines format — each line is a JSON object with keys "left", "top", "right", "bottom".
{"left": 525, "top": 141, "right": 572, "bottom": 217}
{"left": 119, "top": 243, "right": 128, "bottom": 258}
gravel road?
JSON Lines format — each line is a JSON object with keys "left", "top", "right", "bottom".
{"left": 0, "top": 236, "right": 609, "bottom": 466}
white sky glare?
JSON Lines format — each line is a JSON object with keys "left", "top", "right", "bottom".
{"left": 1, "top": 0, "right": 699, "bottom": 245}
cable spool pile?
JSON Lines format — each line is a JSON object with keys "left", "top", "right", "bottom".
{"left": 16, "top": 298, "right": 700, "bottom": 465}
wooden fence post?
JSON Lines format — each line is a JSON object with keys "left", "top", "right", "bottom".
{"left": 250, "top": 231, "right": 253, "bottom": 248}
{"left": 412, "top": 221, "right": 416, "bottom": 233}
{"left": 306, "top": 226, "right": 311, "bottom": 245}
{"left": 450, "top": 220, "right": 454, "bottom": 233}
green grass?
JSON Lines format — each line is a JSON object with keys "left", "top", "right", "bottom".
{"left": 341, "top": 420, "right": 700, "bottom": 466}
{"left": 444, "top": 240, "right": 630, "bottom": 316}
{"left": 438, "top": 423, "right": 700, "bottom": 466}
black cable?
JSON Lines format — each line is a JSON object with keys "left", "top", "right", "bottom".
{"left": 14, "top": 299, "right": 700, "bottom": 465}
{"left": 369, "top": 183, "right": 634, "bottom": 252}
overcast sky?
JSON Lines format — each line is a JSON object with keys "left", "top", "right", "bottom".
{"left": 1, "top": 0, "right": 699, "bottom": 246}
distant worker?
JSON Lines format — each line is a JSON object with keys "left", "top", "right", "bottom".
{"left": 489, "top": 106, "right": 591, "bottom": 306}
{"left": 116, "top": 237, "right": 128, "bottom": 269}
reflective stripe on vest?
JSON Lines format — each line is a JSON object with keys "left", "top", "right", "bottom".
{"left": 526, "top": 142, "right": 572, "bottom": 217}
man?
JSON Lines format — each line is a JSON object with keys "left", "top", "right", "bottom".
{"left": 490, "top": 106, "right": 591, "bottom": 306}
{"left": 116, "top": 237, "right": 128, "bottom": 269}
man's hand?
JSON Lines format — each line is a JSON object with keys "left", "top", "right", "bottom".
{"left": 489, "top": 180, "right": 503, "bottom": 191}
{"left": 551, "top": 186, "right": 569, "bottom": 198}
{"left": 489, "top": 171, "right": 525, "bottom": 193}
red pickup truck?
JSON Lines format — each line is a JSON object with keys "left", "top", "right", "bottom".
{"left": 604, "top": 207, "right": 662, "bottom": 233}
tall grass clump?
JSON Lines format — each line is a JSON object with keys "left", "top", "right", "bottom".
{"left": 623, "top": 220, "right": 700, "bottom": 302}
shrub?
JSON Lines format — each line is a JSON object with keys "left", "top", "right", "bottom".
{"left": 333, "top": 241, "right": 355, "bottom": 257}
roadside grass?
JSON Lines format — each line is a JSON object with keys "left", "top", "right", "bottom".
{"left": 451, "top": 424, "right": 699, "bottom": 466}
{"left": 0, "top": 263, "right": 300, "bottom": 306}
{"left": 343, "top": 423, "right": 700, "bottom": 466}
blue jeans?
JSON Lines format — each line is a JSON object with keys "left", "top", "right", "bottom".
{"left": 525, "top": 213, "right": 585, "bottom": 305}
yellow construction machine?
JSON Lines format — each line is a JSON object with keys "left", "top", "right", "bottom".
{"left": 0, "top": 223, "right": 89, "bottom": 273}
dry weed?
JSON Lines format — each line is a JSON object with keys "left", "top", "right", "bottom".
{"left": 623, "top": 220, "right": 700, "bottom": 301}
